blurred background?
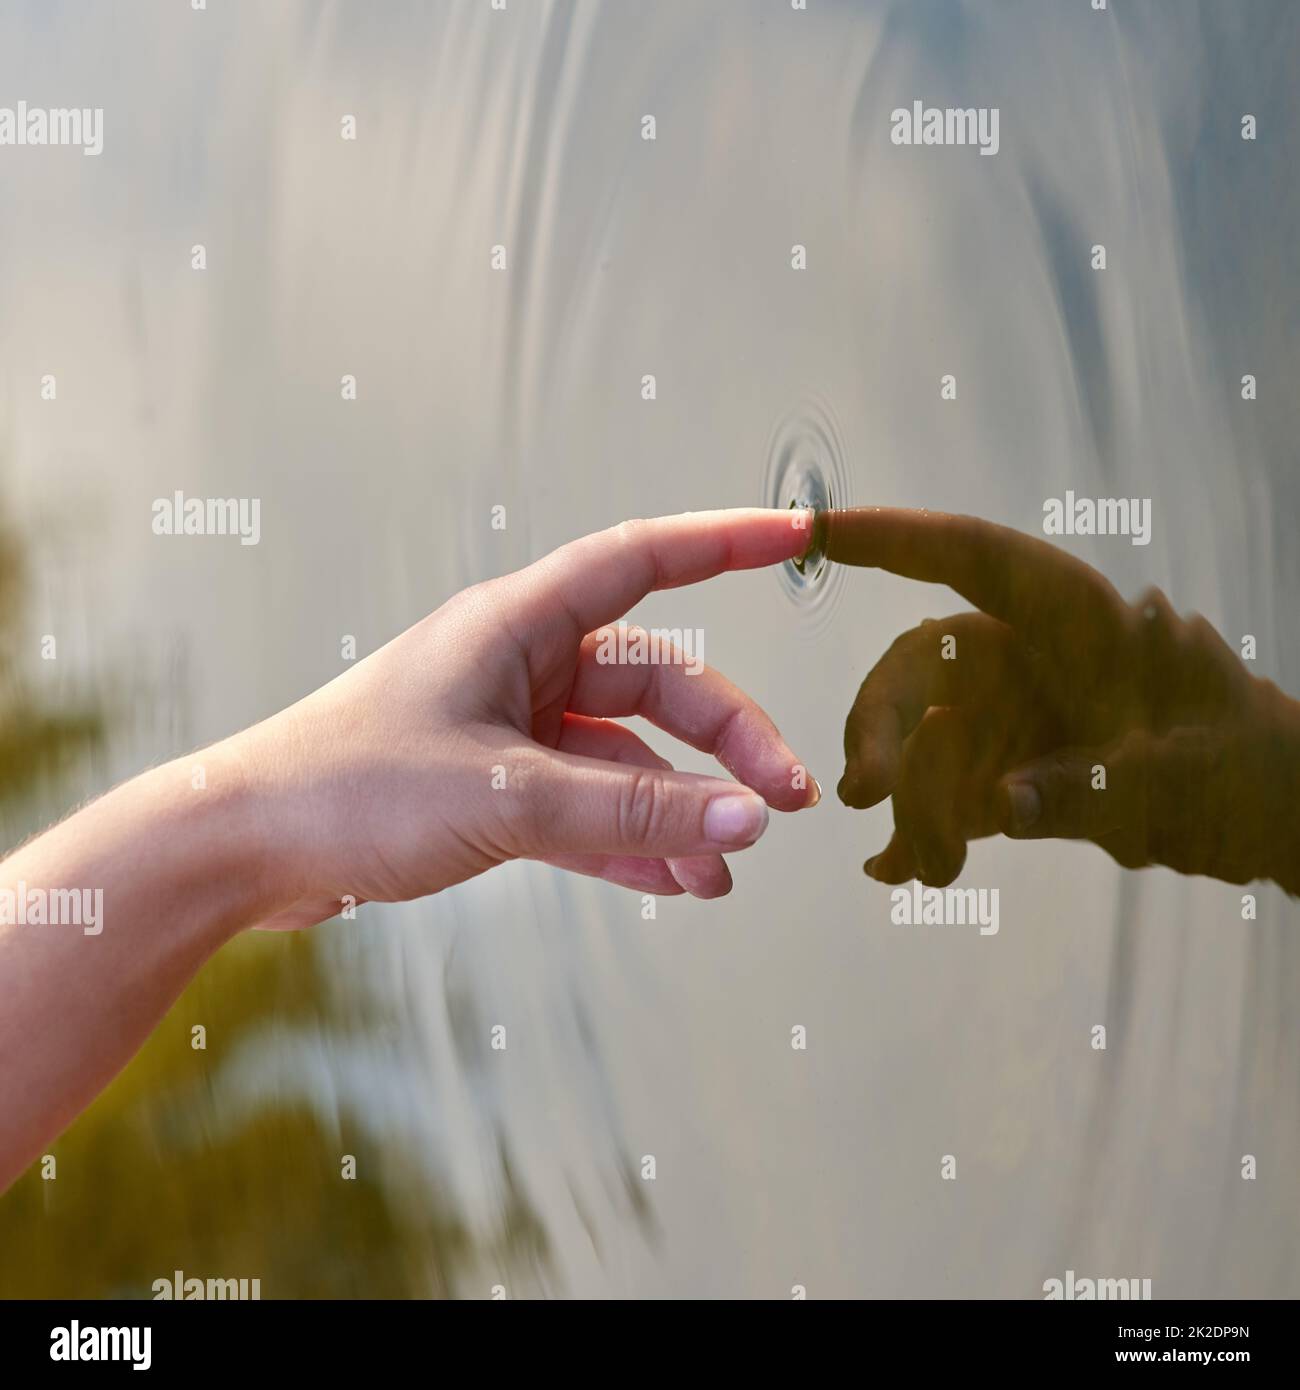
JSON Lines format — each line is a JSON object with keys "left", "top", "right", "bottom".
{"left": 1, "top": 0, "right": 1297, "bottom": 1298}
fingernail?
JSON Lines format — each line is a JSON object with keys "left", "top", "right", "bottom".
{"left": 806, "top": 777, "right": 822, "bottom": 808}
{"left": 1006, "top": 782, "right": 1042, "bottom": 831}
{"left": 704, "top": 793, "right": 769, "bottom": 846}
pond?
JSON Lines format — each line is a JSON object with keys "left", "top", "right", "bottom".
{"left": 1, "top": 0, "right": 1296, "bottom": 1299}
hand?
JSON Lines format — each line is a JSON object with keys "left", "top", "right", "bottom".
{"left": 237, "top": 509, "right": 821, "bottom": 929}
{"left": 822, "top": 508, "right": 1300, "bottom": 894}
{"left": 0, "top": 508, "right": 821, "bottom": 1187}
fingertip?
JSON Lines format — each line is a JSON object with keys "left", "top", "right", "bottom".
{"left": 863, "top": 836, "right": 916, "bottom": 884}
{"left": 838, "top": 768, "right": 889, "bottom": 810}
{"left": 915, "top": 841, "right": 967, "bottom": 887}
{"left": 839, "top": 746, "right": 898, "bottom": 810}
{"left": 629, "top": 858, "right": 686, "bottom": 894}
{"left": 766, "top": 768, "right": 821, "bottom": 812}
{"left": 691, "top": 876, "right": 733, "bottom": 900}
{"left": 702, "top": 792, "right": 769, "bottom": 848}
{"left": 839, "top": 773, "right": 867, "bottom": 808}
{"left": 753, "top": 781, "right": 804, "bottom": 813}
{"left": 667, "top": 854, "right": 733, "bottom": 899}
{"left": 997, "top": 778, "right": 1043, "bottom": 838}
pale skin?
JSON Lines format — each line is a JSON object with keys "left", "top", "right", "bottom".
{"left": 5, "top": 504, "right": 1296, "bottom": 1194}
{"left": 0, "top": 509, "right": 821, "bottom": 1194}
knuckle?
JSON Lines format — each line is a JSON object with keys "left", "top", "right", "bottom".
{"left": 438, "top": 577, "right": 494, "bottom": 623}
{"left": 1181, "top": 612, "right": 1244, "bottom": 696}
{"left": 1128, "top": 591, "right": 1245, "bottom": 723}
{"left": 1038, "top": 753, "right": 1083, "bottom": 807}
{"left": 616, "top": 769, "right": 665, "bottom": 844}
{"left": 1131, "top": 585, "right": 1181, "bottom": 641}
{"left": 608, "top": 517, "right": 659, "bottom": 591}
{"left": 1045, "top": 750, "right": 1077, "bottom": 784}
{"left": 1128, "top": 586, "right": 1192, "bottom": 717}
{"left": 884, "top": 624, "right": 925, "bottom": 659}
{"left": 490, "top": 752, "right": 544, "bottom": 852}
{"left": 611, "top": 517, "right": 650, "bottom": 550}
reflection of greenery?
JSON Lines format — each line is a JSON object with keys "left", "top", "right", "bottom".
{"left": 0, "top": 934, "right": 542, "bottom": 1298}
{"left": 0, "top": 524, "right": 547, "bottom": 1298}
{"left": 0, "top": 523, "right": 103, "bottom": 797}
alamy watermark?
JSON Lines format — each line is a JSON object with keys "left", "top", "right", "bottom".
{"left": 890, "top": 102, "right": 1000, "bottom": 156}
{"left": 1044, "top": 1269, "right": 1152, "bottom": 1300}
{"left": 152, "top": 491, "right": 261, "bottom": 546}
{"left": 890, "top": 882, "right": 999, "bottom": 936}
{"left": 594, "top": 623, "right": 705, "bottom": 676}
{"left": 1043, "top": 491, "right": 1151, "bottom": 546}
{"left": 50, "top": 1323, "right": 150, "bottom": 1370}
{"left": 0, "top": 102, "right": 102, "bottom": 156}
{"left": 152, "top": 1269, "right": 261, "bottom": 1300}
{"left": 0, "top": 883, "right": 102, "bottom": 935}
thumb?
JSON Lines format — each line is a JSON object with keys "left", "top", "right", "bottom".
{"left": 507, "top": 748, "right": 771, "bottom": 859}
{"left": 995, "top": 737, "right": 1147, "bottom": 842}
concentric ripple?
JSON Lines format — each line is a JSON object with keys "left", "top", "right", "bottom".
{"left": 762, "top": 396, "right": 851, "bottom": 629}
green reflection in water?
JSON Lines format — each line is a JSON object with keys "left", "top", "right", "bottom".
{"left": 0, "top": 522, "right": 102, "bottom": 797}
{"left": 0, "top": 523, "right": 547, "bottom": 1298}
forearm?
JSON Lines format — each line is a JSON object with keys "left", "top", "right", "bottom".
{"left": 0, "top": 739, "right": 282, "bottom": 1192}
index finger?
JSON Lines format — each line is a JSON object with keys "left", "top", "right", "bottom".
{"left": 522, "top": 508, "right": 815, "bottom": 636}
{"left": 821, "top": 507, "right": 1129, "bottom": 655}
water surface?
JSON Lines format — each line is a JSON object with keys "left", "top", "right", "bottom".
{"left": 1, "top": 0, "right": 1298, "bottom": 1298}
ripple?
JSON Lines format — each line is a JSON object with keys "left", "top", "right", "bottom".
{"left": 762, "top": 395, "right": 851, "bottom": 630}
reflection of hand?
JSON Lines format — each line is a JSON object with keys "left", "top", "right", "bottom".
{"left": 244, "top": 509, "right": 819, "bottom": 928}
{"left": 822, "top": 508, "right": 1300, "bottom": 894}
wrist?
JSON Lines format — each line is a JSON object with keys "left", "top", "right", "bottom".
{"left": 156, "top": 732, "right": 306, "bottom": 942}
{"left": 1253, "top": 678, "right": 1300, "bottom": 896}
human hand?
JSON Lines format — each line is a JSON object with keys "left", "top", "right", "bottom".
{"left": 235, "top": 509, "right": 820, "bottom": 929}
{"left": 822, "top": 508, "right": 1300, "bottom": 894}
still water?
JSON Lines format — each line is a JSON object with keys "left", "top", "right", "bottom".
{"left": 1, "top": 0, "right": 1298, "bottom": 1297}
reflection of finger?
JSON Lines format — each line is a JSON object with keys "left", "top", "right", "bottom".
{"left": 840, "top": 612, "right": 1015, "bottom": 809}
{"left": 572, "top": 634, "right": 813, "bottom": 811}
{"left": 998, "top": 730, "right": 1239, "bottom": 881}
{"left": 517, "top": 508, "right": 813, "bottom": 642}
{"left": 822, "top": 508, "right": 1127, "bottom": 663}
{"left": 1130, "top": 587, "right": 1246, "bottom": 726}
{"left": 891, "top": 707, "right": 974, "bottom": 886}
{"left": 556, "top": 713, "right": 732, "bottom": 897}
{"left": 996, "top": 734, "right": 1147, "bottom": 842}
{"left": 864, "top": 831, "right": 917, "bottom": 884}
